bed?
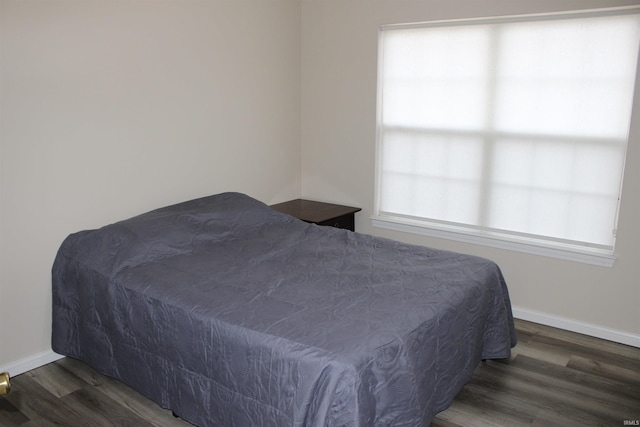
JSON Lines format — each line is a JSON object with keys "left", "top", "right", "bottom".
{"left": 52, "top": 192, "right": 516, "bottom": 426}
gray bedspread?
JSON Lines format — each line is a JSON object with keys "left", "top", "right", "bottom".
{"left": 52, "top": 192, "right": 516, "bottom": 427}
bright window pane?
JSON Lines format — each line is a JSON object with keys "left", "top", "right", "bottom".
{"left": 376, "top": 9, "right": 640, "bottom": 251}
{"left": 382, "top": 26, "right": 490, "bottom": 130}
{"left": 495, "top": 16, "right": 640, "bottom": 137}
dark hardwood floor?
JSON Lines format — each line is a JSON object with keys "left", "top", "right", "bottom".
{"left": 1, "top": 319, "right": 639, "bottom": 426}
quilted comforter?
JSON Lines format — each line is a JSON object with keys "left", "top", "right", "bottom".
{"left": 52, "top": 192, "right": 516, "bottom": 426}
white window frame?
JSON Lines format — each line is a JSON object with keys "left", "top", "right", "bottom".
{"left": 372, "top": 7, "right": 640, "bottom": 268}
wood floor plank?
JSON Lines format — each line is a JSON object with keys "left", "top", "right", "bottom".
{"left": 437, "top": 381, "right": 536, "bottom": 427}
{"left": 26, "top": 361, "right": 85, "bottom": 398}
{"left": 514, "top": 353, "right": 640, "bottom": 402}
{"left": 529, "top": 407, "right": 601, "bottom": 427}
{"left": 567, "top": 354, "right": 640, "bottom": 387}
{"left": 61, "top": 386, "right": 156, "bottom": 427}
{"left": 21, "top": 421, "right": 56, "bottom": 427}
{"left": 515, "top": 319, "right": 640, "bottom": 361}
{"left": 469, "top": 363, "right": 592, "bottom": 423}
{"left": 434, "top": 404, "right": 524, "bottom": 427}
{"left": 0, "top": 396, "right": 30, "bottom": 427}
{"left": 57, "top": 357, "right": 192, "bottom": 426}
{"left": 56, "top": 357, "right": 105, "bottom": 387}
{"left": 430, "top": 417, "right": 464, "bottom": 427}
{"left": 510, "top": 340, "right": 572, "bottom": 367}
{"left": 3, "top": 374, "right": 101, "bottom": 427}
{"left": 530, "top": 333, "right": 640, "bottom": 372}
{"left": 472, "top": 356, "right": 639, "bottom": 424}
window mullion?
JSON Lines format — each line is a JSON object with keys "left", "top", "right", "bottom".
{"left": 477, "top": 25, "right": 501, "bottom": 230}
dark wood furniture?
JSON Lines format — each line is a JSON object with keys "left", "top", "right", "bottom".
{"left": 270, "top": 199, "right": 361, "bottom": 231}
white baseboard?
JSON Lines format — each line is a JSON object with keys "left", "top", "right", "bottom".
{"left": 0, "top": 349, "right": 64, "bottom": 377}
{"left": 512, "top": 306, "right": 640, "bottom": 348}
{"left": 0, "top": 309, "right": 637, "bottom": 377}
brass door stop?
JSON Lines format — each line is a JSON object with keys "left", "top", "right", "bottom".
{"left": 0, "top": 372, "right": 11, "bottom": 395}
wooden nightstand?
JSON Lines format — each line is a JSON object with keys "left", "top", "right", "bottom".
{"left": 270, "top": 199, "right": 361, "bottom": 231}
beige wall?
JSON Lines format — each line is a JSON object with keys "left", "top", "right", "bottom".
{"left": 301, "top": 0, "right": 640, "bottom": 341}
{"left": 0, "top": 0, "right": 301, "bottom": 366}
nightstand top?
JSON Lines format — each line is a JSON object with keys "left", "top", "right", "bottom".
{"left": 270, "top": 199, "right": 361, "bottom": 224}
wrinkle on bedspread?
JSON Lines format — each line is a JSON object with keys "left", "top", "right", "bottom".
{"left": 52, "top": 192, "right": 516, "bottom": 427}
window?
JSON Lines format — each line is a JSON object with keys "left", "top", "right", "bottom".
{"left": 374, "top": 7, "right": 640, "bottom": 267}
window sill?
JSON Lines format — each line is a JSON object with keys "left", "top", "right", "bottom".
{"left": 371, "top": 215, "right": 617, "bottom": 268}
